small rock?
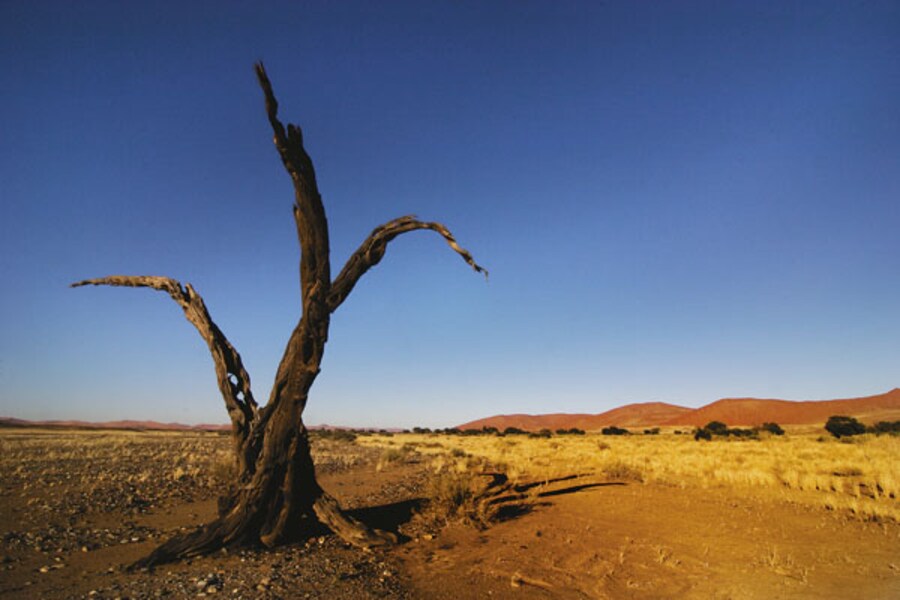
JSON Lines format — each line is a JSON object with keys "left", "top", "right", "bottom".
{"left": 39, "top": 565, "right": 50, "bottom": 573}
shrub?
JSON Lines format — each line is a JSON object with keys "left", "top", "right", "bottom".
{"left": 528, "top": 428, "right": 552, "bottom": 439}
{"left": 423, "top": 467, "right": 505, "bottom": 528}
{"left": 759, "top": 422, "right": 785, "bottom": 436}
{"left": 376, "top": 447, "right": 407, "bottom": 471}
{"left": 643, "top": 428, "right": 660, "bottom": 435}
{"left": 694, "top": 422, "right": 760, "bottom": 440}
{"left": 825, "top": 416, "right": 866, "bottom": 438}
{"left": 602, "top": 461, "right": 643, "bottom": 482}
{"left": 870, "top": 421, "right": 900, "bottom": 435}
{"left": 725, "top": 428, "right": 757, "bottom": 438}
{"left": 314, "top": 428, "right": 357, "bottom": 443}
{"left": 503, "top": 427, "right": 526, "bottom": 435}
{"left": 705, "top": 421, "right": 728, "bottom": 434}
{"left": 601, "top": 426, "right": 630, "bottom": 436}
{"left": 555, "top": 428, "right": 586, "bottom": 435}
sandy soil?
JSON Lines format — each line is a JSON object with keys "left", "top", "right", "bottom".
{"left": 1, "top": 431, "right": 897, "bottom": 599}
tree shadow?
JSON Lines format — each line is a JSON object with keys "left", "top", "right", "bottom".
{"left": 340, "top": 475, "right": 623, "bottom": 541}
{"left": 346, "top": 498, "right": 425, "bottom": 541}
{"left": 487, "top": 475, "right": 624, "bottom": 523}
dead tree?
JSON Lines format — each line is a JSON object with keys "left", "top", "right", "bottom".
{"left": 72, "top": 63, "right": 486, "bottom": 568}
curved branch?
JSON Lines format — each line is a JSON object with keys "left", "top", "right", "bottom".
{"left": 71, "top": 276, "right": 258, "bottom": 449}
{"left": 327, "top": 215, "right": 488, "bottom": 313}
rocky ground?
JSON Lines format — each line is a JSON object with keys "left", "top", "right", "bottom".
{"left": 0, "top": 429, "right": 428, "bottom": 599}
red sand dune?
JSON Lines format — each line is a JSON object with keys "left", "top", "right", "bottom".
{"left": 457, "top": 389, "right": 900, "bottom": 431}
{"left": 664, "top": 388, "right": 900, "bottom": 427}
{"left": 457, "top": 402, "right": 692, "bottom": 431}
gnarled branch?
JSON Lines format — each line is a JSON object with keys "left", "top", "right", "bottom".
{"left": 328, "top": 215, "right": 488, "bottom": 313}
{"left": 254, "top": 62, "right": 331, "bottom": 301}
{"left": 71, "top": 276, "right": 259, "bottom": 467}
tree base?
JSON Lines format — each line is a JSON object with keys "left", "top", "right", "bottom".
{"left": 131, "top": 489, "right": 395, "bottom": 570}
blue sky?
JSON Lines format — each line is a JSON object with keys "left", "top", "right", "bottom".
{"left": 1, "top": 1, "right": 898, "bottom": 428}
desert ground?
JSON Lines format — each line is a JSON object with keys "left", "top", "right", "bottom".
{"left": 1, "top": 427, "right": 897, "bottom": 599}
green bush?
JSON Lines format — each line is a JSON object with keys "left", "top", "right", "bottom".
{"left": 870, "top": 421, "right": 900, "bottom": 435}
{"left": 759, "top": 422, "right": 785, "bottom": 436}
{"left": 503, "top": 427, "right": 526, "bottom": 435}
{"left": 693, "top": 421, "right": 763, "bottom": 441}
{"left": 528, "top": 428, "right": 552, "bottom": 439}
{"left": 825, "top": 416, "right": 866, "bottom": 438}
{"left": 601, "top": 426, "right": 630, "bottom": 436}
{"left": 725, "top": 428, "right": 757, "bottom": 438}
{"left": 555, "top": 428, "right": 586, "bottom": 435}
{"left": 705, "top": 421, "right": 728, "bottom": 434}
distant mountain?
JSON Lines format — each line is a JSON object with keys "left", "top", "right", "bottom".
{"left": 456, "top": 389, "right": 900, "bottom": 431}
{"left": 0, "top": 417, "right": 230, "bottom": 432}
{"left": 457, "top": 402, "right": 692, "bottom": 431}
{"left": 0, "top": 418, "right": 402, "bottom": 433}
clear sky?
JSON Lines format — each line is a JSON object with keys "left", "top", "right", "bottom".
{"left": 1, "top": 1, "right": 898, "bottom": 429}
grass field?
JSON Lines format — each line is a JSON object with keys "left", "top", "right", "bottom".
{"left": 359, "top": 430, "right": 900, "bottom": 522}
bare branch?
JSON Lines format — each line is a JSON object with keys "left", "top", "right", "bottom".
{"left": 327, "top": 216, "right": 488, "bottom": 313}
{"left": 254, "top": 62, "right": 331, "bottom": 298}
{"left": 71, "top": 276, "right": 258, "bottom": 442}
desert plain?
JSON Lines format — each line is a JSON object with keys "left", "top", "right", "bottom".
{"left": 1, "top": 423, "right": 898, "bottom": 599}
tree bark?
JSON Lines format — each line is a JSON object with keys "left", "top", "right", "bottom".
{"left": 73, "top": 62, "right": 485, "bottom": 569}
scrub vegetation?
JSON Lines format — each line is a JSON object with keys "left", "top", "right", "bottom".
{"left": 362, "top": 427, "right": 900, "bottom": 523}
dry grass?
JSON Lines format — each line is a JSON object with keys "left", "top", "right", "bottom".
{"left": 359, "top": 431, "right": 900, "bottom": 522}
{"left": 0, "top": 428, "right": 379, "bottom": 519}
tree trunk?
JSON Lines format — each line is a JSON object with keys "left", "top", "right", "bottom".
{"left": 73, "top": 62, "right": 485, "bottom": 569}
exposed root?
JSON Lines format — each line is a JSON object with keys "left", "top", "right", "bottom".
{"left": 129, "top": 519, "right": 240, "bottom": 571}
{"left": 313, "top": 493, "right": 398, "bottom": 548}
